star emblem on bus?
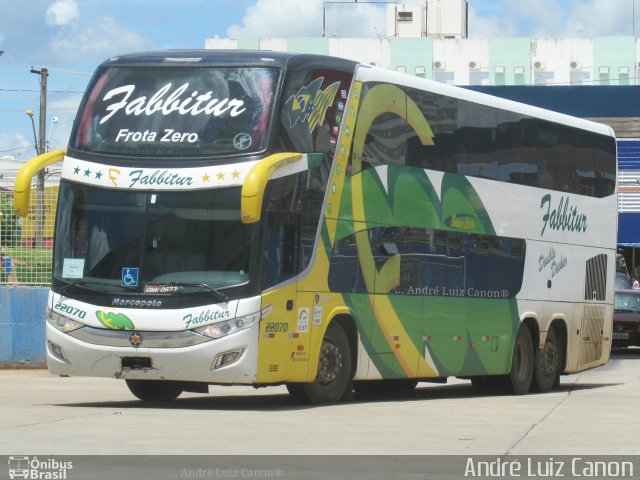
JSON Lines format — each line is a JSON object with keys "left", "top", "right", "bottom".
{"left": 129, "top": 333, "right": 143, "bottom": 347}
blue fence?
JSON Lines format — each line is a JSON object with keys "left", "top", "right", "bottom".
{"left": 0, "top": 287, "right": 48, "bottom": 365}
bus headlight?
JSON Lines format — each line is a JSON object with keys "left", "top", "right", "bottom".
{"left": 194, "top": 311, "right": 260, "bottom": 339}
{"left": 46, "top": 309, "right": 84, "bottom": 333}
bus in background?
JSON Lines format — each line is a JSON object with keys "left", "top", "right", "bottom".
{"left": 15, "top": 50, "right": 617, "bottom": 404}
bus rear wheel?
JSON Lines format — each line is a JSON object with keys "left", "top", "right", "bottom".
{"left": 500, "top": 326, "right": 534, "bottom": 395}
{"left": 531, "top": 327, "right": 562, "bottom": 393}
{"left": 296, "top": 322, "right": 353, "bottom": 405}
{"left": 125, "top": 379, "right": 183, "bottom": 402}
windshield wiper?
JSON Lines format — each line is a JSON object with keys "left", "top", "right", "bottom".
{"left": 168, "top": 282, "right": 230, "bottom": 302}
{"left": 57, "top": 278, "right": 114, "bottom": 295}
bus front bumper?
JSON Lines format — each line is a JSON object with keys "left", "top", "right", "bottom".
{"left": 46, "top": 322, "right": 259, "bottom": 384}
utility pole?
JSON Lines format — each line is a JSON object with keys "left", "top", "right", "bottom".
{"left": 30, "top": 67, "right": 48, "bottom": 249}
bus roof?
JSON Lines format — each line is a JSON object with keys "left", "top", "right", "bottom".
{"left": 356, "top": 65, "right": 616, "bottom": 138}
{"left": 99, "top": 49, "right": 358, "bottom": 70}
{"left": 97, "top": 50, "right": 614, "bottom": 138}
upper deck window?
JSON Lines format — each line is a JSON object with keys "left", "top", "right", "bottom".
{"left": 71, "top": 66, "right": 279, "bottom": 158}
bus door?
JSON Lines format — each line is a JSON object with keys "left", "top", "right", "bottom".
{"left": 257, "top": 211, "right": 301, "bottom": 382}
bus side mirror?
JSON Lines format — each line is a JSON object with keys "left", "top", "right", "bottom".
{"left": 241, "top": 152, "right": 315, "bottom": 224}
{"left": 13, "top": 150, "right": 65, "bottom": 217}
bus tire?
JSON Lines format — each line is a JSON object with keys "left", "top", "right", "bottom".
{"left": 501, "top": 326, "right": 534, "bottom": 395}
{"left": 531, "top": 327, "right": 562, "bottom": 393}
{"left": 125, "top": 379, "right": 183, "bottom": 402}
{"left": 302, "top": 322, "right": 353, "bottom": 405}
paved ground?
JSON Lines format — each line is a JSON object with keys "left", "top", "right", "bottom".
{"left": 1, "top": 348, "right": 639, "bottom": 456}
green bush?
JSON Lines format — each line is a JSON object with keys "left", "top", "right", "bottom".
{"left": 15, "top": 257, "right": 52, "bottom": 285}
{"left": 1, "top": 194, "right": 21, "bottom": 247}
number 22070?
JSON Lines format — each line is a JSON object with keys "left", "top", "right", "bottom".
{"left": 54, "top": 302, "right": 87, "bottom": 319}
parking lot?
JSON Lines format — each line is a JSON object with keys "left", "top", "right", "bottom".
{"left": 1, "top": 349, "right": 639, "bottom": 458}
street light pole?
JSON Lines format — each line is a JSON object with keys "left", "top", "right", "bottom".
{"left": 25, "top": 110, "right": 38, "bottom": 155}
{"left": 47, "top": 116, "right": 59, "bottom": 152}
{"left": 29, "top": 67, "right": 48, "bottom": 249}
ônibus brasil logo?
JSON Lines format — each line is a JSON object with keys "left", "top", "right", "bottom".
{"left": 7, "top": 456, "right": 73, "bottom": 479}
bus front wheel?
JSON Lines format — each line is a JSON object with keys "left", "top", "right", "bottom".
{"left": 298, "top": 322, "right": 353, "bottom": 405}
{"left": 125, "top": 379, "right": 183, "bottom": 402}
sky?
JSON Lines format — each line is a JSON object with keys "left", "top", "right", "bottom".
{"left": 0, "top": 0, "right": 638, "bottom": 167}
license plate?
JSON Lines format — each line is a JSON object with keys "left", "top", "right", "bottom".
{"left": 613, "top": 332, "right": 630, "bottom": 340}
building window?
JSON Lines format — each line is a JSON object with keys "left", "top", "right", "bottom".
{"left": 396, "top": 66, "right": 407, "bottom": 74}
{"left": 434, "top": 70, "right": 454, "bottom": 84}
{"left": 469, "top": 70, "right": 489, "bottom": 85}
{"left": 514, "top": 66, "right": 525, "bottom": 85}
{"left": 415, "top": 66, "right": 425, "bottom": 78}
{"left": 534, "top": 71, "right": 555, "bottom": 85}
{"left": 599, "top": 66, "right": 610, "bottom": 85}
{"left": 619, "top": 66, "right": 630, "bottom": 85}
{"left": 397, "top": 11, "right": 413, "bottom": 22}
{"left": 495, "top": 66, "right": 505, "bottom": 86}
{"left": 570, "top": 70, "right": 590, "bottom": 85}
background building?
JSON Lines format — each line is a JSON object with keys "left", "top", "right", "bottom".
{"left": 206, "top": 35, "right": 640, "bottom": 88}
{"left": 205, "top": 1, "right": 640, "bottom": 273}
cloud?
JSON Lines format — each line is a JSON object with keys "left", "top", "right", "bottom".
{"left": 565, "top": 0, "right": 634, "bottom": 36}
{"left": 469, "top": 0, "right": 634, "bottom": 38}
{"left": 228, "top": 0, "right": 387, "bottom": 38}
{"left": 49, "top": 16, "right": 149, "bottom": 63}
{"left": 0, "top": 133, "right": 34, "bottom": 160}
{"left": 46, "top": 0, "right": 79, "bottom": 27}
{"left": 0, "top": 0, "right": 148, "bottom": 66}
{"left": 467, "top": 5, "right": 517, "bottom": 38}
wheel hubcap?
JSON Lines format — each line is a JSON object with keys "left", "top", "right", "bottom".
{"left": 317, "top": 340, "right": 342, "bottom": 385}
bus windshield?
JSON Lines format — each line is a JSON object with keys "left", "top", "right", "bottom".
{"left": 52, "top": 181, "right": 254, "bottom": 294}
{"left": 71, "top": 66, "right": 279, "bottom": 158}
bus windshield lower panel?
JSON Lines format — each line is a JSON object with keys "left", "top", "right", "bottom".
{"left": 52, "top": 181, "right": 255, "bottom": 297}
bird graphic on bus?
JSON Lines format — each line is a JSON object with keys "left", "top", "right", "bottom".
{"left": 285, "top": 77, "right": 340, "bottom": 132}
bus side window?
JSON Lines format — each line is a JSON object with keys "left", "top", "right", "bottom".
{"left": 594, "top": 134, "right": 616, "bottom": 197}
{"left": 574, "top": 130, "right": 596, "bottom": 196}
{"left": 262, "top": 211, "right": 299, "bottom": 289}
{"left": 361, "top": 111, "right": 408, "bottom": 171}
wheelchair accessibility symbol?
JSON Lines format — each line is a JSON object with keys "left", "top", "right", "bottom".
{"left": 121, "top": 267, "right": 139, "bottom": 287}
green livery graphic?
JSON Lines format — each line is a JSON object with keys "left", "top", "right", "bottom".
{"left": 324, "top": 81, "right": 525, "bottom": 380}
{"left": 96, "top": 310, "right": 136, "bottom": 330}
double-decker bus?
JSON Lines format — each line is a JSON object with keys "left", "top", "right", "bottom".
{"left": 15, "top": 50, "right": 617, "bottom": 404}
